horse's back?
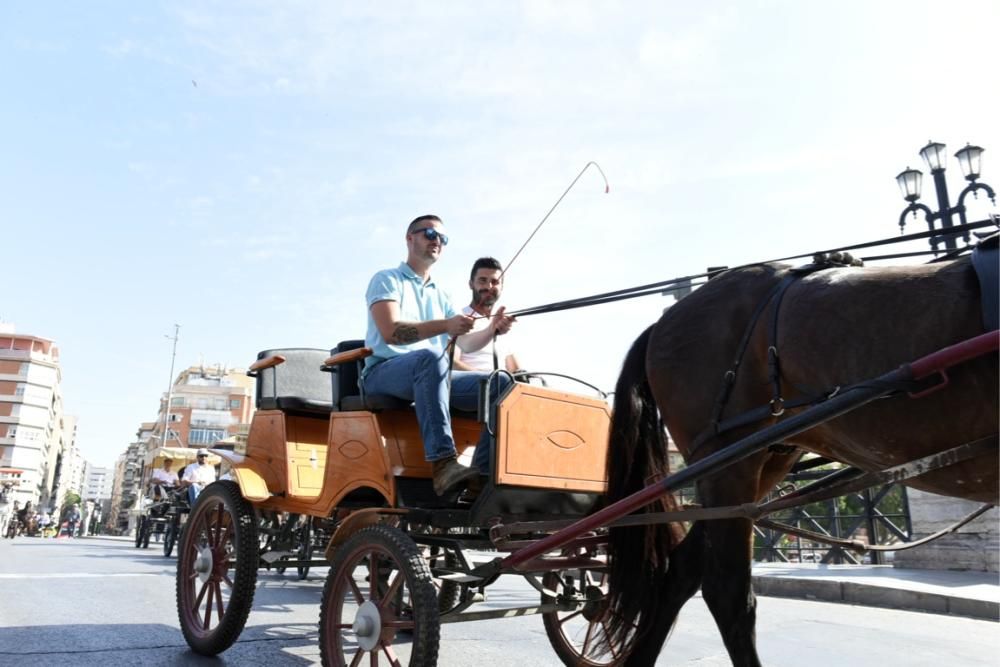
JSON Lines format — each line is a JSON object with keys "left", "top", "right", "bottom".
{"left": 647, "top": 257, "right": 998, "bottom": 503}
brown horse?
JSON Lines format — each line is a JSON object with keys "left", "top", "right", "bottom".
{"left": 604, "top": 255, "right": 998, "bottom": 666}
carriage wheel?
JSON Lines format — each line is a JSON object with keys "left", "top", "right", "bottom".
{"left": 176, "top": 481, "right": 259, "bottom": 656}
{"left": 429, "top": 547, "right": 462, "bottom": 613}
{"left": 542, "top": 565, "right": 624, "bottom": 666}
{"left": 163, "top": 521, "right": 177, "bottom": 558}
{"left": 319, "top": 524, "right": 439, "bottom": 666}
{"left": 297, "top": 516, "right": 313, "bottom": 581}
{"left": 141, "top": 520, "right": 152, "bottom": 549}
{"left": 134, "top": 517, "right": 146, "bottom": 548}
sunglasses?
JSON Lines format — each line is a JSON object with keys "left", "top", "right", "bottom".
{"left": 412, "top": 227, "right": 449, "bottom": 246}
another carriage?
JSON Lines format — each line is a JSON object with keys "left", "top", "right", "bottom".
{"left": 135, "top": 446, "right": 222, "bottom": 556}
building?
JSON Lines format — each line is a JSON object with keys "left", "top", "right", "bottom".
{"left": 105, "top": 363, "right": 254, "bottom": 534}
{"left": 85, "top": 466, "right": 114, "bottom": 503}
{"left": 52, "top": 415, "right": 87, "bottom": 513}
{"left": 0, "top": 325, "right": 69, "bottom": 510}
{"left": 150, "top": 364, "right": 254, "bottom": 449}
{"left": 110, "top": 430, "right": 151, "bottom": 534}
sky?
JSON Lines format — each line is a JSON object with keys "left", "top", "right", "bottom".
{"left": 2, "top": 1, "right": 998, "bottom": 468}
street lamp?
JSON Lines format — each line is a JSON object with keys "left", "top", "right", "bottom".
{"left": 896, "top": 141, "right": 997, "bottom": 255}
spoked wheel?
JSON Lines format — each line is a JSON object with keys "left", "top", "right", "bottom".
{"left": 297, "top": 516, "right": 313, "bottom": 581}
{"left": 141, "top": 519, "right": 152, "bottom": 549}
{"left": 176, "top": 480, "right": 259, "bottom": 656}
{"left": 542, "top": 564, "right": 624, "bottom": 666}
{"left": 319, "top": 524, "right": 439, "bottom": 666}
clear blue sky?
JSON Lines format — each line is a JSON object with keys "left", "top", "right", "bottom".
{"left": 2, "top": 2, "right": 997, "bottom": 468}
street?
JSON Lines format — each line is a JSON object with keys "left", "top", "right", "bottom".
{"left": 0, "top": 536, "right": 997, "bottom": 666}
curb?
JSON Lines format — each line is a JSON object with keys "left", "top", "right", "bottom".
{"left": 753, "top": 575, "right": 1000, "bottom": 621}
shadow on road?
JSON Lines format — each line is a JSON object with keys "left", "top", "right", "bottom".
{"left": 0, "top": 623, "right": 323, "bottom": 666}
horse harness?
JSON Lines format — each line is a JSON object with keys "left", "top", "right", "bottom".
{"left": 689, "top": 253, "right": 863, "bottom": 457}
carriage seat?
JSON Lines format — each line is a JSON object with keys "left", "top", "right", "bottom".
{"left": 249, "top": 348, "right": 334, "bottom": 416}
{"left": 329, "top": 340, "right": 478, "bottom": 418}
{"left": 331, "top": 340, "right": 410, "bottom": 411}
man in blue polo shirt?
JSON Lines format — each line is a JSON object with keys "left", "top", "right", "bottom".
{"left": 363, "top": 214, "right": 515, "bottom": 495}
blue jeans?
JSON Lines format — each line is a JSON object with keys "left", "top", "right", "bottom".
{"left": 362, "top": 349, "right": 511, "bottom": 472}
{"left": 187, "top": 484, "right": 205, "bottom": 506}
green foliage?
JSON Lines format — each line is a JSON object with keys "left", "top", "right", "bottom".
{"left": 60, "top": 491, "right": 82, "bottom": 516}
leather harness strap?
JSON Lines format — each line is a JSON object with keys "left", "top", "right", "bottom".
{"left": 692, "top": 259, "right": 858, "bottom": 457}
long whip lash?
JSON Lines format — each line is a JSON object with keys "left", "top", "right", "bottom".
{"left": 500, "top": 161, "right": 610, "bottom": 280}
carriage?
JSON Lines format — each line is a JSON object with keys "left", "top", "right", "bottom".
{"left": 175, "top": 224, "right": 998, "bottom": 667}
{"left": 135, "top": 446, "right": 223, "bottom": 556}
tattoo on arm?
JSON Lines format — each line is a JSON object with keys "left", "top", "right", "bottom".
{"left": 391, "top": 325, "right": 420, "bottom": 344}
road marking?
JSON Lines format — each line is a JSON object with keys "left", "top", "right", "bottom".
{"left": 0, "top": 572, "right": 162, "bottom": 579}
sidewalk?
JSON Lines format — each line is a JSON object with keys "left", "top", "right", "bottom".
{"left": 752, "top": 562, "right": 999, "bottom": 620}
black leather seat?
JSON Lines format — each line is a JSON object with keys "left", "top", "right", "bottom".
{"left": 332, "top": 340, "right": 410, "bottom": 411}
{"left": 253, "top": 348, "right": 334, "bottom": 415}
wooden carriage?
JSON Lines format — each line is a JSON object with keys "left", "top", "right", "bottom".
{"left": 176, "top": 342, "right": 615, "bottom": 662}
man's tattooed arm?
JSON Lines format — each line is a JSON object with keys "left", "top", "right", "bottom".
{"left": 390, "top": 324, "right": 420, "bottom": 344}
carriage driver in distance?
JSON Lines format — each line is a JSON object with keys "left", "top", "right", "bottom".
{"left": 363, "top": 214, "right": 516, "bottom": 495}
{"left": 149, "top": 455, "right": 179, "bottom": 501}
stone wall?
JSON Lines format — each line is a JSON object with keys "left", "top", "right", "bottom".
{"left": 893, "top": 489, "right": 998, "bottom": 572}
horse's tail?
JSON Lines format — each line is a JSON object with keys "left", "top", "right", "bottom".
{"left": 604, "top": 324, "right": 686, "bottom": 654}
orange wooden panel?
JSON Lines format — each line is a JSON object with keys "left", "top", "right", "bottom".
{"left": 243, "top": 411, "right": 288, "bottom": 492}
{"left": 495, "top": 384, "right": 610, "bottom": 492}
{"left": 377, "top": 410, "right": 479, "bottom": 477}
{"left": 286, "top": 415, "right": 330, "bottom": 499}
{"left": 320, "top": 412, "right": 395, "bottom": 506}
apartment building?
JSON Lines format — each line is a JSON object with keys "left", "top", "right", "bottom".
{"left": 0, "top": 325, "right": 68, "bottom": 509}
{"left": 150, "top": 364, "right": 254, "bottom": 448}
{"left": 85, "top": 466, "right": 114, "bottom": 502}
{"left": 53, "top": 415, "right": 87, "bottom": 511}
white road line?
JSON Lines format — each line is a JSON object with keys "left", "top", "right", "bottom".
{"left": 0, "top": 572, "right": 161, "bottom": 579}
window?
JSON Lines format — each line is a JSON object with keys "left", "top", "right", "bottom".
{"left": 189, "top": 429, "right": 226, "bottom": 445}
{"left": 230, "top": 399, "right": 241, "bottom": 409}
{"left": 14, "top": 384, "right": 25, "bottom": 396}
{"left": 171, "top": 397, "right": 186, "bottom": 407}
{"left": 6, "top": 426, "right": 16, "bottom": 438}
{"left": 213, "top": 399, "right": 226, "bottom": 410}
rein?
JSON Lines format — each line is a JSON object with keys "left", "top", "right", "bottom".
{"left": 504, "top": 218, "right": 998, "bottom": 320}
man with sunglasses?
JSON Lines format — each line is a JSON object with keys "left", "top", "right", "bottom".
{"left": 178, "top": 449, "right": 216, "bottom": 505}
{"left": 363, "top": 215, "right": 515, "bottom": 495}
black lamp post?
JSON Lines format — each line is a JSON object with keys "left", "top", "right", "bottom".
{"left": 896, "top": 141, "right": 996, "bottom": 254}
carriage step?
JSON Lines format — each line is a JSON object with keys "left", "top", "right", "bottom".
{"left": 438, "top": 572, "right": 485, "bottom": 585}
{"left": 261, "top": 549, "right": 296, "bottom": 564}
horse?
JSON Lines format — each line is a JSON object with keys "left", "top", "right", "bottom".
{"left": 604, "top": 253, "right": 999, "bottom": 666}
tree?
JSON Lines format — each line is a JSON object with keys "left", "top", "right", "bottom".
{"left": 60, "top": 491, "right": 81, "bottom": 518}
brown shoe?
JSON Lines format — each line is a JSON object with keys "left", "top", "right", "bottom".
{"left": 432, "top": 457, "right": 479, "bottom": 495}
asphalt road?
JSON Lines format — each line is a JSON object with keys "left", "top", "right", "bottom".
{"left": 0, "top": 535, "right": 997, "bottom": 666}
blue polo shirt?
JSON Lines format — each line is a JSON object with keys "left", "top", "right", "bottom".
{"left": 364, "top": 262, "right": 457, "bottom": 374}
